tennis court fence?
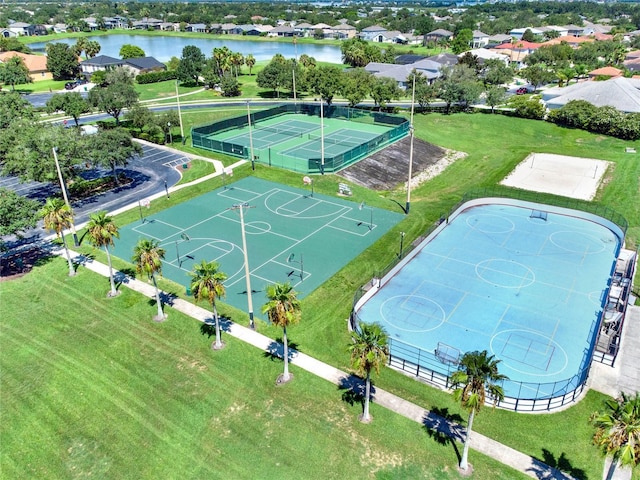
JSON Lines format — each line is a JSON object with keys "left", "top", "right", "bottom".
{"left": 191, "top": 103, "right": 410, "bottom": 173}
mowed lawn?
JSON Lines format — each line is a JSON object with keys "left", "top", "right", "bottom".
{"left": 1, "top": 260, "right": 528, "bottom": 480}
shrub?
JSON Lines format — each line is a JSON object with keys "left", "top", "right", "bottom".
{"left": 507, "top": 95, "right": 546, "bottom": 120}
{"left": 136, "top": 70, "right": 178, "bottom": 84}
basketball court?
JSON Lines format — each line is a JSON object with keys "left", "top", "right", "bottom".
{"left": 111, "top": 178, "right": 403, "bottom": 319}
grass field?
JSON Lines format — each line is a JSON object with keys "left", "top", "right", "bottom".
{"left": 0, "top": 259, "right": 528, "bottom": 480}
{"left": 2, "top": 112, "right": 639, "bottom": 479}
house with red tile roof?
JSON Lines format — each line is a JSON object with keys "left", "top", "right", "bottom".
{"left": 541, "top": 36, "right": 594, "bottom": 48}
{"left": 588, "top": 66, "right": 623, "bottom": 79}
{"left": 0, "top": 51, "right": 50, "bottom": 81}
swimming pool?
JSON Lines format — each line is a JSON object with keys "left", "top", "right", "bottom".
{"left": 353, "top": 198, "right": 624, "bottom": 411}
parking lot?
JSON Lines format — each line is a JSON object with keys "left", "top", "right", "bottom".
{"left": 1, "top": 141, "right": 189, "bottom": 244}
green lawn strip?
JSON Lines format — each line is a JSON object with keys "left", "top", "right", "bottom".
{"left": 58, "top": 112, "right": 639, "bottom": 479}
{"left": 0, "top": 258, "right": 527, "bottom": 480}
{"left": 174, "top": 159, "right": 216, "bottom": 185}
{"left": 135, "top": 81, "right": 202, "bottom": 102}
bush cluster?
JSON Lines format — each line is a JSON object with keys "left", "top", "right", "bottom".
{"left": 136, "top": 70, "right": 178, "bottom": 84}
{"left": 547, "top": 100, "right": 640, "bottom": 140}
{"left": 130, "top": 126, "right": 165, "bottom": 144}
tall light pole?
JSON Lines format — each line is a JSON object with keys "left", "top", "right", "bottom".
{"left": 52, "top": 147, "right": 79, "bottom": 246}
{"left": 406, "top": 74, "right": 416, "bottom": 215}
{"left": 320, "top": 100, "right": 325, "bottom": 175}
{"left": 231, "top": 203, "right": 256, "bottom": 329}
{"left": 247, "top": 101, "right": 255, "bottom": 170}
{"left": 175, "top": 79, "right": 185, "bottom": 144}
{"left": 293, "top": 36, "right": 298, "bottom": 105}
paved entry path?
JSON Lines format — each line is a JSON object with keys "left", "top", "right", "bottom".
{"left": 61, "top": 248, "right": 585, "bottom": 480}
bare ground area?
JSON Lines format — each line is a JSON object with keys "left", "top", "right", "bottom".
{"left": 337, "top": 136, "right": 448, "bottom": 191}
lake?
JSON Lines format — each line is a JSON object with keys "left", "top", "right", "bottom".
{"left": 29, "top": 34, "right": 343, "bottom": 64}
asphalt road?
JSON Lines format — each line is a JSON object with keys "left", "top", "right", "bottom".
{"left": 1, "top": 142, "right": 185, "bottom": 249}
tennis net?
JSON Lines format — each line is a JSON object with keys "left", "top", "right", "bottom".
{"left": 255, "top": 125, "right": 303, "bottom": 137}
{"left": 308, "top": 133, "right": 362, "bottom": 147}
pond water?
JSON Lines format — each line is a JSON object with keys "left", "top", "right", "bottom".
{"left": 29, "top": 34, "right": 343, "bottom": 63}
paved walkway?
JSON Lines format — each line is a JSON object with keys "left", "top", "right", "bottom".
{"left": 64, "top": 248, "right": 581, "bottom": 480}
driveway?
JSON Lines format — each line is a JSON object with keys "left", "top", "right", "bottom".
{"left": 1, "top": 142, "right": 186, "bottom": 248}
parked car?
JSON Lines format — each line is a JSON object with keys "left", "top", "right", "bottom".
{"left": 64, "top": 79, "right": 88, "bottom": 90}
{"left": 516, "top": 87, "right": 529, "bottom": 95}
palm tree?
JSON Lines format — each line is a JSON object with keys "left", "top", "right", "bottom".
{"left": 190, "top": 260, "right": 227, "bottom": 350}
{"left": 86, "top": 211, "right": 119, "bottom": 297}
{"left": 591, "top": 392, "right": 640, "bottom": 479}
{"left": 85, "top": 40, "right": 101, "bottom": 59}
{"left": 132, "top": 238, "right": 166, "bottom": 321}
{"left": 261, "top": 282, "right": 301, "bottom": 384}
{"left": 451, "top": 350, "right": 508, "bottom": 472}
{"left": 41, "top": 197, "right": 75, "bottom": 276}
{"left": 245, "top": 54, "right": 256, "bottom": 75}
{"left": 348, "top": 321, "right": 389, "bottom": 423}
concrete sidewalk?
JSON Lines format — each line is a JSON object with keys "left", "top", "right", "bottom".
{"left": 66, "top": 249, "right": 585, "bottom": 480}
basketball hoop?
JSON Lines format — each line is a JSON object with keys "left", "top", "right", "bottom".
{"left": 303, "top": 176, "right": 312, "bottom": 185}
{"left": 224, "top": 167, "right": 233, "bottom": 177}
{"left": 143, "top": 199, "right": 151, "bottom": 209}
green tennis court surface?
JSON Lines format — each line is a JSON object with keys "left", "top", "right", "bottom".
{"left": 112, "top": 178, "right": 403, "bottom": 320}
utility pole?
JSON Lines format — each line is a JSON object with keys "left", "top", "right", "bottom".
{"left": 53, "top": 147, "right": 79, "bottom": 246}
{"left": 230, "top": 203, "right": 256, "bottom": 329}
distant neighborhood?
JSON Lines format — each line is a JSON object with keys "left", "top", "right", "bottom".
{"left": 2, "top": 6, "right": 640, "bottom": 114}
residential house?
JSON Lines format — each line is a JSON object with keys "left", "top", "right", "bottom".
{"left": 543, "top": 77, "right": 640, "bottom": 113}
{"left": 364, "top": 58, "right": 442, "bottom": 89}
{"left": 463, "top": 49, "right": 509, "bottom": 66}
{"left": 371, "top": 30, "right": 402, "bottom": 43}
{"left": 424, "top": 29, "right": 453, "bottom": 43}
{"left": 122, "top": 57, "right": 166, "bottom": 76}
{"left": 185, "top": 23, "right": 207, "bottom": 33}
{"left": 80, "top": 55, "right": 166, "bottom": 77}
{"left": 1, "top": 28, "right": 19, "bottom": 38}
{"left": 395, "top": 54, "right": 427, "bottom": 65}
{"left": 311, "top": 23, "right": 333, "bottom": 39}
{"left": 538, "top": 25, "right": 569, "bottom": 38}
{"left": 220, "top": 23, "right": 237, "bottom": 35}
{"left": 294, "top": 22, "right": 315, "bottom": 37}
{"left": 0, "top": 51, "right": 51, "bottom": 81}
{"left": 509, "top": 27, "right": 543, "bottom": 40}
{"left": 541, "top": 35, "right": 593, "bottom": 48}
{"left": 331, "top": 23, "right": 356, "bottom": 40}
{"left": 52, "top": 23, "right": 67, "bottom": 34}
{"left": 564, "top": 25, "right": 584, "bottom": 37}
{"left": 471, "top": 30, "right": 489, "bottom": 48}
{"left": 8, "top": 22, "right": 35, "bottom": 36}
{"left": 624, "top": 58, "right": 640, "bottom": 73}
{"left": 588, "top": 66, "right": 623, "bottom": 79}
{"left": 268, "top": 25, "right": 295, "bottom": 37}
{"left": 492, "top": 41, "right": 542, "bottom": 69}
{"left": 486, "top": 34, "right": 512, "bottom": 46}
{"left": 159, "top": 22, "right": 177, "bottom": 32}
{"left": 426, "top": 52, "right": 459, "bottom": 68}
{"left": 80, "top": 55, "right": 124, "bottom": 76}
{"left": 360, "top": 25, "right": 387, "bottom": 41}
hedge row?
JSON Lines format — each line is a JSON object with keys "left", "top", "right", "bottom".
{"left": 547, "top": 100, "right": 640, "bottom": 141}
{"left": 136, "top": 70, "right": 178, "bottom": 84}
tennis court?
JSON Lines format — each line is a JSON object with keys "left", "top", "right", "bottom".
{"left": 111, "top": 178, "right": 403, "bottom": 320}
{"left": 353, "top": 199, "right": 624, "bottom": 403}
{"left": 191, "top": 104, "right": 410, "bottom": 173}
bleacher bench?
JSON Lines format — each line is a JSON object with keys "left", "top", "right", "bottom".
{"left": 338, "top": 183, "right": 352, "bottom": 196}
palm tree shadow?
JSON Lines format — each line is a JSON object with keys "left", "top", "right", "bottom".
{"left": 337, "top": 375, "right": 371, "bottom": 407}
{"left": 528, "top": 448, "right": 587, "bottom": 480}
{"left": 422, "top": 407, "right": 464, "bottom": 462}
{"left": 263, "top": 339, "right": 299, "bottom": 361}
{"left": 114, "top": 267, "right": 135, "bottom": 288}
{"left": 200, "top": 316, "right": 232, "bottom": 336}
{"left": 159, "top": 291, "right": 178, "bottom": 306}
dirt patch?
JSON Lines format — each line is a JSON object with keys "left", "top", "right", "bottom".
{"left": 337, "top": 136, "right": 447, "bottom": 190}
{"left": 0, "top": 245, "right": 49, "bottom": 281}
